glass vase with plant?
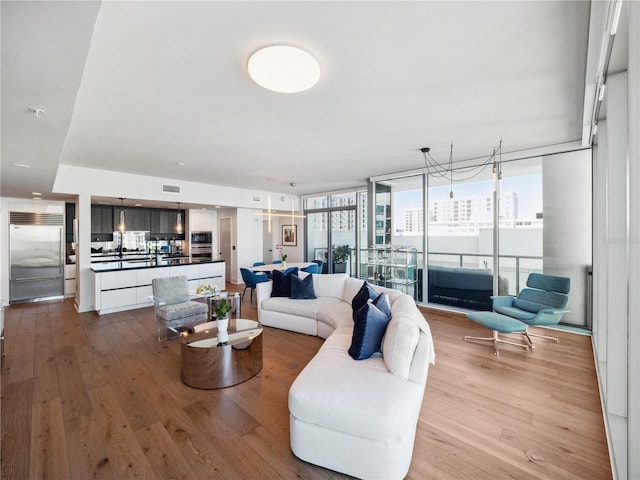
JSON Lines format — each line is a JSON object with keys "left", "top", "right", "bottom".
{"left": 195, "top": 283, "right": 218, "bottom": 295}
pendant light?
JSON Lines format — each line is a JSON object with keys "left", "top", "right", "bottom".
{"left": 176, "top": 202, "right": 183, "bottom": 234}
{"left": 420, "top": 140, "right": 505, "bottom": 199}
{"left": 118, "top": 198, "right": 126, "bottom": 233}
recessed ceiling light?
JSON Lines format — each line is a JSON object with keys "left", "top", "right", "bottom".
{"left": 32, "top": 192, "right": 42, "bottom": 196}
{"left": 215, "top": 205, "right": 221, "bottom": 209}
{"left": 248, "top": 45, "right": 320, "bottom": 93}
{"left": 13, "top": 163, "right": 30, "bottom": 168}
{"left": 175, "top": 162, "right": 185, "bottom": 167}
{"left": 135, "top": 203, "right": 142, "bottom": 207}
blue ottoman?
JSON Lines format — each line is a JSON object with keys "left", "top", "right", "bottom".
{"left": 465, "top": 311, "right": 531, "bottom": 355}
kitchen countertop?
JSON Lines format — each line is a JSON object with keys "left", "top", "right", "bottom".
{"left": 90, "top": 254, "right": 189, "bottom": 263}
{"left": 91, "top": 258, "right": 224, "bottom": 273}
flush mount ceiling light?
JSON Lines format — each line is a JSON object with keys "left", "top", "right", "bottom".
{"left": 28, "top": 107, "right": 45, "bottom": 118}
{"left": 248, "top": 45, "right": 320, "bottom": 93}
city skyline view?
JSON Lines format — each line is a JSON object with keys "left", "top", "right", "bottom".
{"left": 393, "top": 173, "right": 543, "bottom": 234}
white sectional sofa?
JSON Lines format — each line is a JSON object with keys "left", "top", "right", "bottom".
{"left": 256, "top": 273, "right": 436, "bottom": 479}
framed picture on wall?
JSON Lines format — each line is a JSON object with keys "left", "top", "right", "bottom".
{"left": 282, "top": 225, "right": 297, "bottom": 246}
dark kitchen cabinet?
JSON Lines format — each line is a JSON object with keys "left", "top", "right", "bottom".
{"left": 114, "top": 207, "right": 151, "bottom": 232}
{"left": 150, "top": 208, "right": 185, "bottom": 239}
{"left": 65, "top": 202, "right": 75, "bottom": 242}
{"left": 91, "top": 205, "right": 114, "bottom": 241}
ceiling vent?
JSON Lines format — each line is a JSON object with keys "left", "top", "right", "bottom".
{"left": 162, "top": 184, "right": 181, "bottom": 194}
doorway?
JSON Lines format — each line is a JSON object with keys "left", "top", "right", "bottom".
{"left": 219, "top": 217, "right": 232, "bottom": 281}
{"left": 262, "top": 220, "right": 273, "bottom": 264}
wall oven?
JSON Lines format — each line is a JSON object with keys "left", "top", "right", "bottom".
{"left": 191, "top": 231, "right": 212, "bottom": 263}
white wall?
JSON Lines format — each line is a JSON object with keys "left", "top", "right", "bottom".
{"left": 53, "top": 164, "right": 296, "bottom": 211}
{"left": 235, "top": 208, "right": 263, "bottom": 284}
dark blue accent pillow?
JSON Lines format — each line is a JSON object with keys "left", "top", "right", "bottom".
{"left": 290, "top": 274, "right": 316, "bottom": 299}
{"left": 373, "top": 292, "right": 392, "bottom": 318}
{"left": 271, "top": 268, "right": 298, "bottom": 297}
{"left": 351, "top": 281, "right": 378, "bottom": 320}
{"left": 348, "top": 302, "right": 392, "bottom": 360}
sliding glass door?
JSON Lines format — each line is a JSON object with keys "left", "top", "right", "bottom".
{"left": 304, "top": 191, "right": 363, "bottom": 275}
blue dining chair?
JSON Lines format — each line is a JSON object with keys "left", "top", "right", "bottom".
{"left": 253, "top": 260, "right": 273, "bottom": 279}
{"left": 313, "top": 259, "right": 327, "bottom": 274}
{"left": 283, "top": 266, "right": 299, "bottom": 276}
{"left": 240, "top": 268, "right": 269, "bottom": 303}
{"left": 302, "top": 264, "right": 321, "bottom": 274}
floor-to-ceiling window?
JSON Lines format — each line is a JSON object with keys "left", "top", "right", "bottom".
{"left": 426, "top": 168, "right": 496, "bottom": 310}
{"left": 366, "top": 149, "right": 592, "bottom": 326}
{"left": 496, "top": 158, "right": 544, "bottom": 296}
{"left": 303, "top": 190, "right": 365, "bottom": 275}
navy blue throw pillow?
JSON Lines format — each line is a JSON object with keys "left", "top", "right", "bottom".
{"left": 290, "top": 274, "right": 316, "bottom": 299}
{"left": 271, "top": 268, "right": 298, "bottom": 297}
{"left": 349, "top": 301, "right": 392, "bottom": 360}
{"left": 351, "top": 281, "right": 378, "bottom": 320}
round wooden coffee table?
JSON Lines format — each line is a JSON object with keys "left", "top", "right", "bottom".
{"left": 180, "top": 318, "right": 263, "bottom": 389}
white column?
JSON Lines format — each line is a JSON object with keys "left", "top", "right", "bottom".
{"left": 75, "top": 193, "right": 93, "bottom": 312}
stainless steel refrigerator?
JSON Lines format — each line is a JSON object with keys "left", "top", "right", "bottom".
{"left": 10, "top": 223, "right": 64, "bottom": 303}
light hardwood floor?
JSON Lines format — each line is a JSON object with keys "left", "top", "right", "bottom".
{"left": 1, "top": 284, "right": 612, "bottom": 479}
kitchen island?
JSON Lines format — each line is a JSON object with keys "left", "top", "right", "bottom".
{"left": 91, "top": 259, "right": 225, "bottom": 315}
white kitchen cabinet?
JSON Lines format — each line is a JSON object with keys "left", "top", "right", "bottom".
{"left": 64, "top": 264, "right": 77, "bottom": 297}
{"left": 100, "top": 270, "right": 138, "bottom": 290}
{"left": 136, "top": 285, "right": 154, "bottom": 304}
{"left": 199, "top": 262, "right": 224, "bottom": 279}
{"left": 101, "top": 288, "right": 138, "bottom": 310}
{"left": 189, "top": 210, "right": 217, "bottom": 232}
{"left": 137, "top": 267, "right": 172, "bottom": 286}
{"left": 93, "top": 261, "right": 225, "bottom": 315}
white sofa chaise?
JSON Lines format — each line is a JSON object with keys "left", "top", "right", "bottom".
{"left": 256, "top": 273, "right": 436, "bottom": 479}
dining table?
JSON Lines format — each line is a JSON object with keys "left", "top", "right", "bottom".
{"left": 251, "top": 262, "right": 315, "bottom": 273}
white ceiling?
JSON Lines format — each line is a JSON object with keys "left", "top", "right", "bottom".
{"left": 2, "top": 1, "right": 593, "bottom": 205}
